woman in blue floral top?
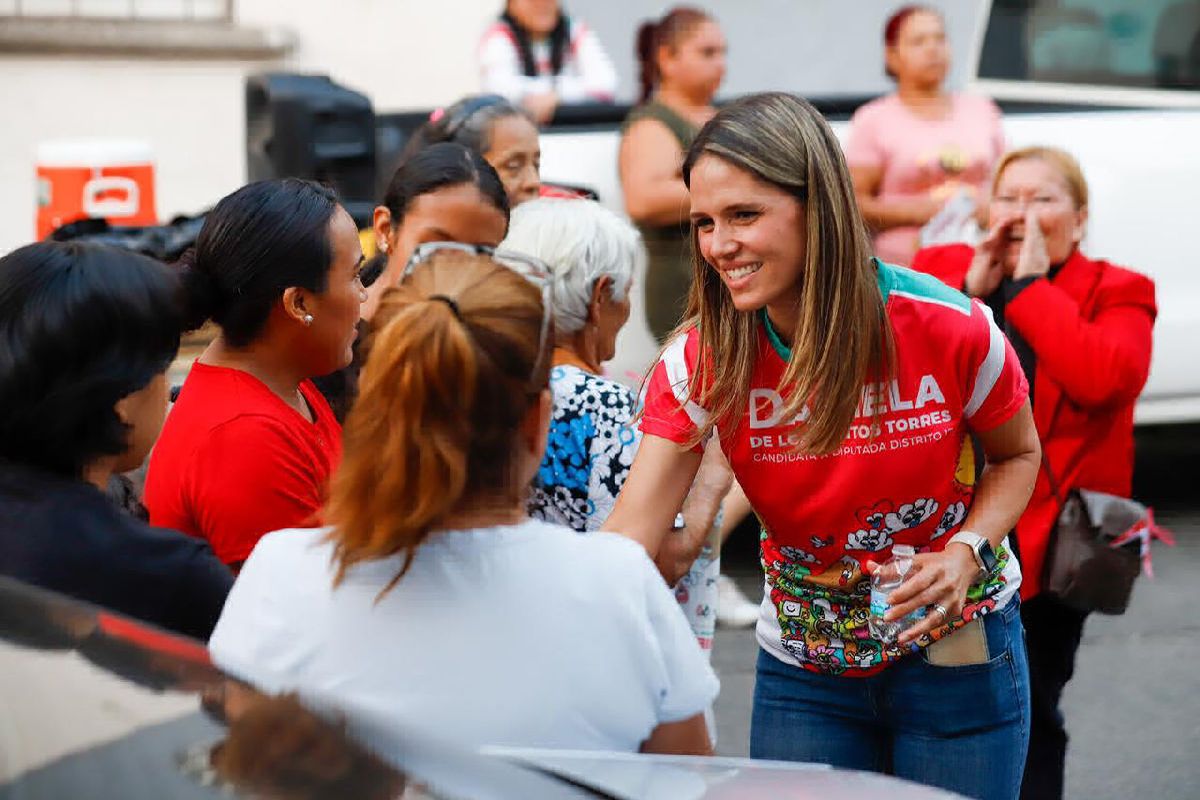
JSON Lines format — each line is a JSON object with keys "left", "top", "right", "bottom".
{"left": 501, "top": 198, "right": 643, "bottom": 530}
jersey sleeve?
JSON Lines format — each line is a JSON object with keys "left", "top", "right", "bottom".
{"left": 185, "top": 416, "right": 326, "bottom": 566}
{"left": 960, "top": 299, "right": 1029, "bottom": 432}
{"left": 639, "top": 330, "right": 710, "bottom": 451}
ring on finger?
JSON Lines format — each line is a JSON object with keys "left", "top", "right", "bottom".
{"left": 929, "top": 603, "right": 949, "bottom": 624}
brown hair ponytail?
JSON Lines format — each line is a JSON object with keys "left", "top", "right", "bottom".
{"left": 635, "top": 20, "right": 661, "bottom": 104}
{"left": 325, "top": 250, "right": 549, "bottom": 595}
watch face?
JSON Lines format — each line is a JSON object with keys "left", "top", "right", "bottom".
{"left": 979, "top": 540, "right": 999, "bottom": 572}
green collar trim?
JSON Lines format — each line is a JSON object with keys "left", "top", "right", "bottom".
{"left": 872, "top": 256, "right": 891, "bottom": 299}
{"left": 759, "top": 308, "right": 792, "bottom": 362}
{"left": 759, "top": 259, "right": 894, "bottom": 363}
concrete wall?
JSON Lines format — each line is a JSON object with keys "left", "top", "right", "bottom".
{"left": 0, "top": 0, "right": 496, "bottom": 254}
{"left": 0, "top": 58, "right": 255, "bottom": 252}
{"left": 235, "top": 0, "right": 497, "bottom": 110}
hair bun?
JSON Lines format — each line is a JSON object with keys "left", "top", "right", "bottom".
{"left": 173, "top": 247, "right": 221, "bottom": 332}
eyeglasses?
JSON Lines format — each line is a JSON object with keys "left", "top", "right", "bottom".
{"left": 401, "top": 241, "right": 554, "bottom": 386}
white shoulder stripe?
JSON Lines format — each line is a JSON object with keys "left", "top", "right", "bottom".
{"left": 661, "top": 335, "right": 710, "bottom": 431}
{"left": 965, "top": 302, "right": 1006, "bottom": 419}
{"left": 889, "top": 289, "right": 973, "bottom": 316}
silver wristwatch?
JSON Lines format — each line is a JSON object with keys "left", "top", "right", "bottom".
{"left": 948, "top": 530, "right": 998, "bottom": 575}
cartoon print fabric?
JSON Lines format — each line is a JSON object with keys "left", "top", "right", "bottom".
{"left": 641, "top": 262, "right": 1028, "bottom": 675}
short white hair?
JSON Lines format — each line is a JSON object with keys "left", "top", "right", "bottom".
{"left": 502, "top": 198, "right": 644, "bottom": 336}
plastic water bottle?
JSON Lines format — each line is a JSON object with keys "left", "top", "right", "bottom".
{"left": 868, "top": 544, "right": 924, "bottom": 643}
{"left": 673, "top": 513, "right": 719, "bottom": 658}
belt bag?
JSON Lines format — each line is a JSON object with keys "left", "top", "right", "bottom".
{"left": 1043, "top": 488, "right": 1147, "bottom": 615}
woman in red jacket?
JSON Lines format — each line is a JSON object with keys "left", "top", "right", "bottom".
{"left": 913, "top": 146, "right": 1156, "bottom": 800}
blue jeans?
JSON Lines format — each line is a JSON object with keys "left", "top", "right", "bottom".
{"left": 751, "top": 598, "right": 1030, "bottom": 800}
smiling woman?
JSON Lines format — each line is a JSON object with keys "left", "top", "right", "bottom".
{"left": 603, "top": 92, "right": 1043, "bottom": 800}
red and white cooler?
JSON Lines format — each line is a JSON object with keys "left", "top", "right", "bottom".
{"left": 36, "top": 140, "right": 158, "bottom": 239}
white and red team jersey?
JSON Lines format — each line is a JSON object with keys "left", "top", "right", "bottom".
{"left": 478, "top": 18, "right": 618, "bottom": 104}
{"left": 641, "top": 261, "right": 1029, "bottom": 676}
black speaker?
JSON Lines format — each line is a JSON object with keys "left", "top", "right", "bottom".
{"left": 246, "top": 73, "right": 377, "bottom": 225}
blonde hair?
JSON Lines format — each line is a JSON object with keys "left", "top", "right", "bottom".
{"left": 678, "top": 92, "right": 893, "bottom": 455}
{"left": 992, "top": 146, "right": 1089, "bottom": 209}
{"left": 325, "top": 251, "right": 550, "bottom": 594}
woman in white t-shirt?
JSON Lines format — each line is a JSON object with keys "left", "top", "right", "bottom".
{"left": 209, "top": 245, "right": 716, "bottom": 756}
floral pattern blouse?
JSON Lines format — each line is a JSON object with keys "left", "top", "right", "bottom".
{"left": 528, "top": 365, "right": 641, "bottom": 532}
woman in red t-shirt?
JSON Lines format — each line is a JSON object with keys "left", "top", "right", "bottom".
{"left": 145, "top": 179, "right": 366, "bottom": 569}
{"left": 604, "top": 93, "right": 1041, "bottom": 799}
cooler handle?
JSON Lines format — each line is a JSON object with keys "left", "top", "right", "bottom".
{"left": 83, "top": 176, "right": 139, "bottom": 218}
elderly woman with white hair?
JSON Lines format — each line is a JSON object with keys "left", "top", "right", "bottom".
{"left": 501, "top": 197, "right": 641, "bottom": 530}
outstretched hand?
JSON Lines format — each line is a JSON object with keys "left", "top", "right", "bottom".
{"left": 655, "top": 440, "right": 732, "bottom": 586}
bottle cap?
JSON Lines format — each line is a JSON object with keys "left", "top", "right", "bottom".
{"left": 893, "top": 544, "right": 916, "bottom": 556}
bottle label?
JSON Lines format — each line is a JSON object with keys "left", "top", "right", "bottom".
{"left": 870, "top": 587, "right": 890, "bottom": 618}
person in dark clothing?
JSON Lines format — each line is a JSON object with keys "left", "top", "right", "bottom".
{"left": 0, "top": 241, "right": 233, "bottom": 640}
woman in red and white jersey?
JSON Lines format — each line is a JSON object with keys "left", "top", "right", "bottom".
{"left": 605, "top": 93, "right": 1041, "bottom": 800}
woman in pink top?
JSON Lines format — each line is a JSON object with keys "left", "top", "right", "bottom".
{"left": 846, "top": 5, "right": 1006, "bottom": 267}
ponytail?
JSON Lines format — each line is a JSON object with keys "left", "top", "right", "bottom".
{"left": 173, "top": 247, "right": 221, "bottom": 333}
{"left": 635, "top": 21, "right": 660, "bottom": 104}
{"left": 325, "top": 251, "right": 549, "bottom": 595}
{"left": 327, "top": 294, "right": 478, "bottom": 595}
{"left": 633, "top": 7, "right": 714, "bottom": 105}
{"left": 179, "top": 178, "right": 340, "bottom": 347}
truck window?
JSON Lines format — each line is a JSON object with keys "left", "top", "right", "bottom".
{"left": 979, "top": 0, "right": 1200, "bottom": 91}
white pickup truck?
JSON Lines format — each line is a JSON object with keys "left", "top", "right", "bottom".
{"left": 536, "top": 0, "right": 1200, "bottom": 425}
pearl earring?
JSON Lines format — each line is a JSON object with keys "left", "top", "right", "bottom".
{"left": 303, "top": 314, "right": 314, "bottom": 326}
{"left": 379, "top": 240, "right": 388, "bottom": 253}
